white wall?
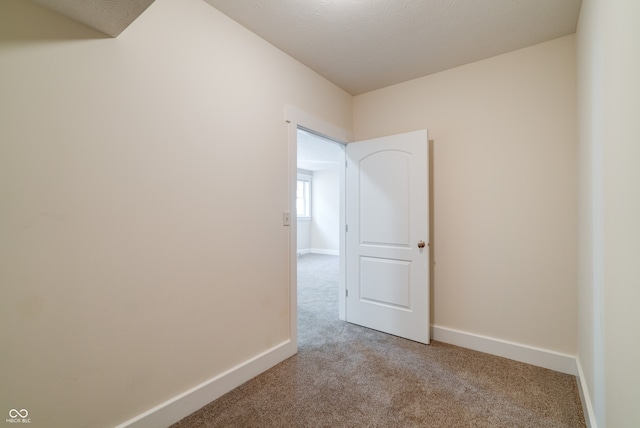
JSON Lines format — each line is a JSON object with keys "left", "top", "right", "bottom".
{"left": 0, "top": 0, "right": 352, "bottom": 426}
{"left": 297, "top": 218, "right": 311, "bottom": 253}
{"left": 353, "top": 36, "right": 578, "bottom": 355}
{"left": 577, "top": 0, "right": 640, "bottom": 426}
{"left": 310, "top": 169, "right": 340, "bottom": 254}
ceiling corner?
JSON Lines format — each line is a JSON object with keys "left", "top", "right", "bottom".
{"left": 27, "top": 0, "right": 156, "bottom": 37}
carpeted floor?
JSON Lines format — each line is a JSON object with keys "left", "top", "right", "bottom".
{"left": 172, "top": 254, "right": 585, "bottom": 427}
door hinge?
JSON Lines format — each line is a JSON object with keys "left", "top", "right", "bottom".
{"left": 346, "top": 289, "right": 349, "bottom": 297}
{"left": 346, "top": 225, "right": 349, "bottom": 232}
{"left": 345, "top": 160, "right": 348, "bottom": 168}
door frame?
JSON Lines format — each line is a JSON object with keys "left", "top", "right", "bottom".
{"left": 285, "top": 106, "right": 352, "bottom": 350}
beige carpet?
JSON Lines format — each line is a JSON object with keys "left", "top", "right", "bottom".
{"left": 172, "top": 254, "right": 585, "bottom": 427}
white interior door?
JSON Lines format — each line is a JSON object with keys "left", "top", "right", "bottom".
{"left": 346, "top": 130, "right": 429, "bottom": 344}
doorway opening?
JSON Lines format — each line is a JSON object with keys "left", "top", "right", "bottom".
{"left": 296, "top": 128, "right": 345, "bottom": 343}
{"left": 286, "top": 107, "right": 430, "bottom": 350}
{"left": 296, "top": 128, "right": 344, "bottom": 259}
{"left": 285, "top": 106, "right": 352, "bottom": 351}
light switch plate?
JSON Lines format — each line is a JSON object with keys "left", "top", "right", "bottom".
{"left": 283, "top": 211, "right": 291, "bottom": 226}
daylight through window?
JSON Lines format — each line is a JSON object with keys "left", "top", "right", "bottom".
{"left": 296, "top": 175, "right": 311, "bottom": 219}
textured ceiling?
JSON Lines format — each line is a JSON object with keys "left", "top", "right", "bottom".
{"left": 298, "top": 130, "right": 344, "bottom": 172}
{"left": 28, "top": 0, "right": 155, "bottom": 37}
{"left": 204, "top": 0, "right": 582, "bottom": 95}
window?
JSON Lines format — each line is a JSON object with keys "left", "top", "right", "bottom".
{"left": 296, "top": 174, "right": 312, "bottom": 219}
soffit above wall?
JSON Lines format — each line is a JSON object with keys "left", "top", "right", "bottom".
{"left": 28, "top": 0, "right": 155, "bottom": 37}
{"left": 204, "top": 0, "right": 582, "bottom": 95}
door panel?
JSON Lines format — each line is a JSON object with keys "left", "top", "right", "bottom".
{"left": 360, "top": 151, "right": 411, "bottom": 246}
{"left": 360, "top": 257, "right": 411, "bottom": 309}
{"left": 346, "top": 130, "right": 429, "bottom": 344}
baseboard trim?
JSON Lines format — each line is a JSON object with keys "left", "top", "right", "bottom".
{"left": 297, "top": 249, "right": 311, "bottom": 255}
{"left": 310, "top": 248, "right": 339, "bottom": 256}
{"left": 431, "top": 325, "right": 577, "bottom": 375}
{"left": 575, "top": 358, "right": 598, "bottom": 428}
{"left": 115, "top": 340, "right": 295, "bottom": 428}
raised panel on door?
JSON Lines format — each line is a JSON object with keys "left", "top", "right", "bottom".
{"left": 360, "top": 151, "right": 411, "bottom": 247}
{"left": 360, "top": 257, "right": 411, "bottom": 309}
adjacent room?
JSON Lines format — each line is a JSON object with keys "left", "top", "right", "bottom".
{"left": 295, "top": 129, "right": 343, "bottom": 260}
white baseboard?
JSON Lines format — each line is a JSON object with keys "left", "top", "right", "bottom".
{"left": 575, "top": 358, "right": 598, "bottom": 428}
{"left": 310, "top": 248, "right": 339, "bottom": 256}
{"left": 431, "top": 325, "right": 578, "bottom": 375}
{"left": 297, "top": 249, "right": 311, "bottom": 255}
{"left": 115, "top": 340, "right": 295, "bottom": 428}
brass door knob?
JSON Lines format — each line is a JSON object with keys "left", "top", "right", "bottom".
{"left": 418, "top": 240, "right": 426, "bottom": 249}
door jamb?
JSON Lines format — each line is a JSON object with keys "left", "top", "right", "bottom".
{"left": 285, "top": 106, "right": 352, "bottom": 350}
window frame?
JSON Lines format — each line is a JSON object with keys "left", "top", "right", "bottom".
{"left": 296, "top": 173, "right": 312, "bottom": 220}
